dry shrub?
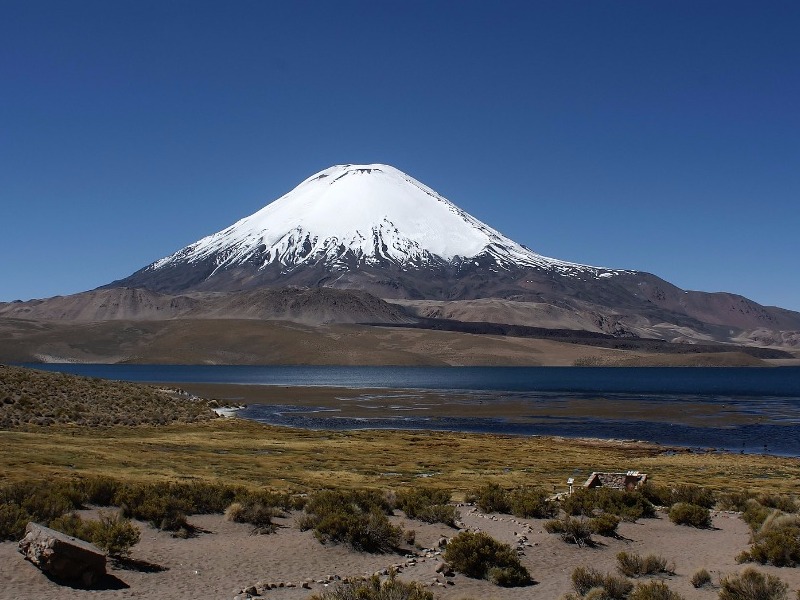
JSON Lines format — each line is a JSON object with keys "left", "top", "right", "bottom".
{"left": 472, "top": 482, "right": 511, "bottom": 514}
{"left": 0, "top": 365, "right": 218, "bottom": 428}
{"left": 616, "top": 551, "right": 673, "bottom": 578}
{"left": 690, "top": 568, "right": 712, "bottom": 588}
{"left": 629, "top": 580, "right": 685, "bottom": 600}
{"left": 571, "top": 566, "right": 633, "bottom": 599}
{"left": 742, "top": 499, "right": 777, "bottom": 531}
{"left": 719, "top": 568, "right": 789, "bottom": 600}
{"left": 738, "top": 514, "right": 800, "bottom": 567}
{"left": 224, "top": 500, "right": 279, "bottom": 534}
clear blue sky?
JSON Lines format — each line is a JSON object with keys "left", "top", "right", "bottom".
{"left": 2, "top": 1, "right": 798, "bottom": 311}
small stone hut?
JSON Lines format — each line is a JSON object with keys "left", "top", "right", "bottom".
{"left": 584, "top": 471, "right": 648, "bottom": 491}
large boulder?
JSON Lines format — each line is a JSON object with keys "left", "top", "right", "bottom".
{"left": 18, "top": 522, "right": 106, "bottom": 587}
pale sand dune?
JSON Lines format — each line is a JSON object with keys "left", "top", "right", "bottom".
{"left": 3, "top": 508, "right": 799, "bottom": 599}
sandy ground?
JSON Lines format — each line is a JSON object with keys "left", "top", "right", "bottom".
{"left": 3, "top": 507, "right": 800, "bottom": 600}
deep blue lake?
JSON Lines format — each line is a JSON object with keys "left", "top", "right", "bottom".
{"left": 24, "top": 364, "right": 800, "bottom": 456}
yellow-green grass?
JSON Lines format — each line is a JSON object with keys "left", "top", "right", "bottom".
{"left": 1, "top": 419, "right": 798, "bottom": 497}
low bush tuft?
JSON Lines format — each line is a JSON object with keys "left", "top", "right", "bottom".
{"left": 309, "top": 573, "right": 433, "bottom": 600}
{"left": 545, "top": 516, "right": 594, "bottom": 547}
{"left": 562, "top": 488, "right": 655, "bottom": 522}
{"left": 590, "top": 513, "right": 621, "bottom": 537}
{"left": 690, "top": 568, "right": 712, "bottom": 588}
{"left": 396, "top": 488, "right": 459, "bottom": 526}
{"left": 738, "top": 515, "right": 800, "bottom": 567}
{"left": 224, "top": 500, "right": 279, "bottom": 534}
{"left": 472, "top": 482, "right": 511, "bottom": 514}
{"left": 509, "top": 486, "right": 558, "bottom": 519}
{"left": 668, "top": 502, "right": 711, "bottom": 528}
{"left": 444, "top": 531, "right": 532, "bottom": 587}
{"left": 616, "top": 551, "right": 673, "bottom": 578}
{"left": 49, "top": 511, "right": 140, "bottom": 556}
{"left": 301, "top": 490, "right": 400, "bottom": 553}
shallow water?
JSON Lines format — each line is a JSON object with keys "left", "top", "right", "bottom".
{"left": 25, "top": 364, "right": 800, "bottom": 456}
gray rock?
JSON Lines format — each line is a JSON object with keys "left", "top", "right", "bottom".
{"left": 18, "top": 523, "right": 106, "bottom": 588}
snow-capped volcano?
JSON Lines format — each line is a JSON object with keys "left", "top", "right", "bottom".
{"left": 114, "top": 163, "right": 626, "bottom": 296}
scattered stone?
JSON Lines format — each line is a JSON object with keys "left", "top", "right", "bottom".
{"left": 17, "top": 523, "right": 106, "bottom": 588}
{"left": 244, "top": 585, "right": 258, "bottom": 595}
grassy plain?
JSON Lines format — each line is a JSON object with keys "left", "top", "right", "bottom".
{"left": 2, "top": 418, "right": 799, "bottom": 497}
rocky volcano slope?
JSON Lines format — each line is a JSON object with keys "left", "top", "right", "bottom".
{"left": 0, "top": 163, "right": 793, "bottom": 354}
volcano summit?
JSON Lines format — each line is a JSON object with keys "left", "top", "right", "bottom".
{"left": 97, "top": 163, "right": 800, "bottom": 349}
{"left": 108, "top": 164, "right": 628, "bottom": 298}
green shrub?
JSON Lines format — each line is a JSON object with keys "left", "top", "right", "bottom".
{"left": 0, "top": 480, "right": 84, "bottom": 541}
{"left": 562, "top": 488, "right": 655, "bottom": 522}
{"left": 396, "top": 488, "right": 459, "bottom": 526}
{"left": 315, "top": 508, "right": 400, "bottom": 552}
{"left": 443, "top": 531, "right": 532, "bottom": 587}
{"left": 756, "top": 494, "right": 798, "bottom": 513}
{"left": 590, "top": 513, "right": 621, "bottom": 537}
{"left": 616, "top": 551, "right": 673, "bottom": 578}
{"left": 509, "top": 486, "right": 558, "bottom": 519}
{"left": 90, "top": 511, "right": 141, "bottom": 556}
{"left": 562, "top": 488, "right": 596, "bottom": 517}
{"left": 719, "top": 568, "right": 788, "bottom": 600}
{"left": 668, "top": 502, "right": 711, "bottom": 528}
{"left": 472, "top": 482, "right": 511, "bottom": 514}
{"left": 49, "top": 511, "right": 140, "bottom": 556}
{"left": 309, "top": 573, "right": 433, "bottom": 600}
{"left": 109, "top": 480, "right": 282, "bottom": 535}
{"left": 80, "top": 476, "right": 120, "bottom": 506}
{"left": 640, "top": 482, "right": 674, "bottom": 507}
{"left": 691, "top": 568, "right": 712, "bottom": 588}
{"left": 718, "top": 490, "right": 755, "bottom": 512}
{"left": 302, "top": 490, "right": 400, "bottom": 552}
{"left": 544, "top": 516, "right": 594, "bottom": 546}
{"left": 671, "top": 484, "right": 715, "bottom": 509}
{"left": 629, "top": 580, "right": 685, "bottom": 600}
{"left": 0, "top": 503, "right": 32, "bottom": 541}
